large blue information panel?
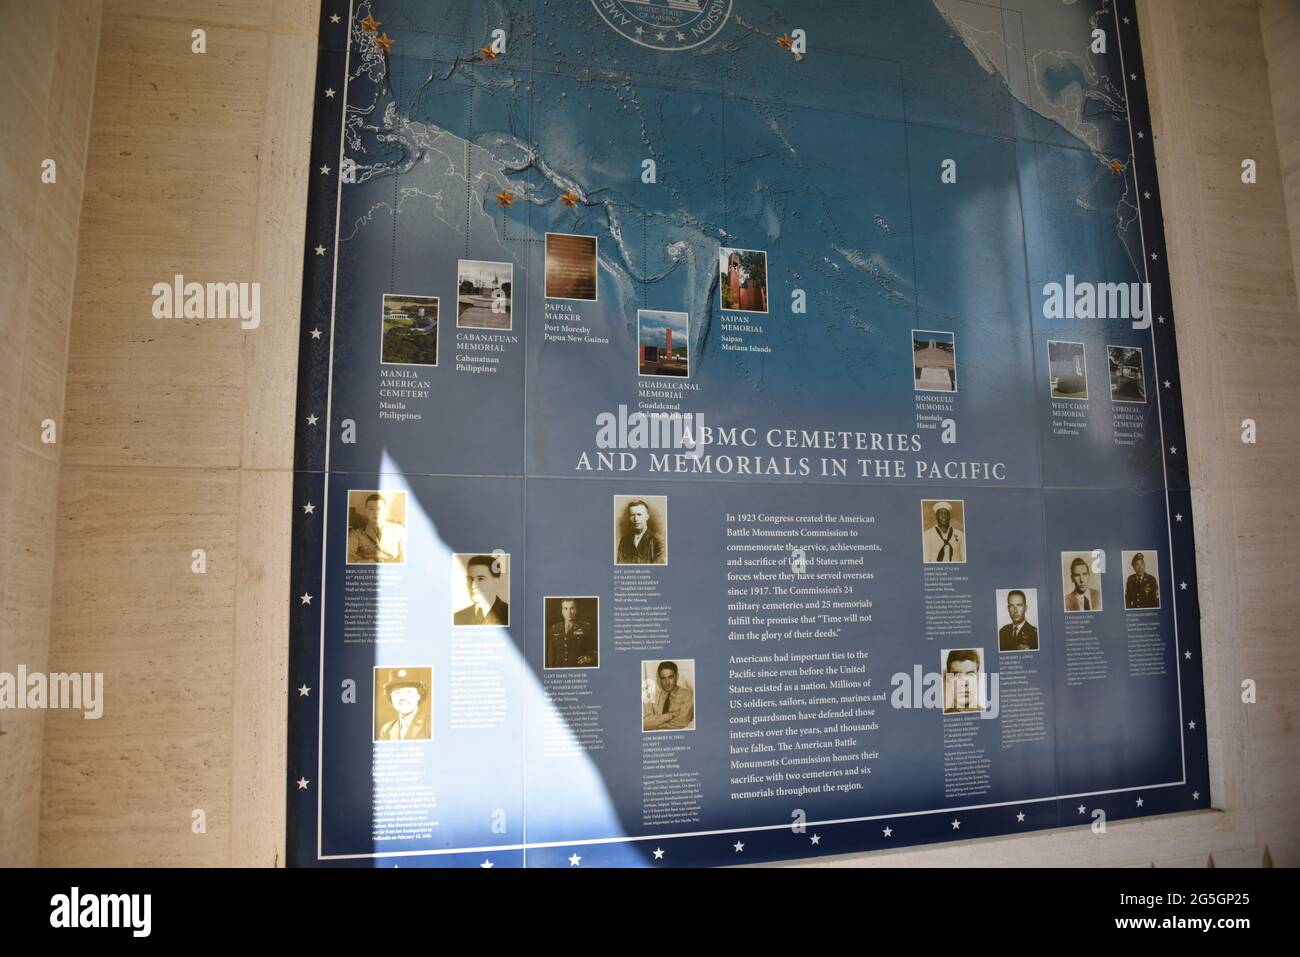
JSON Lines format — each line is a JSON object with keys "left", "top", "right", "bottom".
{"left": 288, "top": 0, "right": 1210, "bottom": 867}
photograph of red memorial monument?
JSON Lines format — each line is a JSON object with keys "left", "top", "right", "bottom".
{"left": 718, "top": 247, "right": 768, "bottom": 313}
{"left": 638, "top": 309, "right": 690, "bottom": 377}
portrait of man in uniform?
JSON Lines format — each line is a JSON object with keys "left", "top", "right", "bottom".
{"left": 920, "top": 499, "right": 966, "bottom": 564}
{"left": 1062, "top": 553, "right": 1103, "bottom": 612}
{"left": 997, "top": 588, "right": 1039, "bottom": 652}
{"left": 373, "top": 667, "right": 432, "bottom": 742}
{"left": 1123, "top": 550, "right": 1160, "bottom": 609}
{"left": 544, "top": 597, "right": 598, "bottom": 669}
{"left": 346, "top": 490, "right": 407, "bottom": 564}
{"left": 452, "top": 553, "right": 510, "bottom": 626}
{"left": 942, "top": 648, "right": 983, "bottom": 714}
{"left": 642, "top": 659, "right": 695, "bottom": 732}
{"left": 614, "top": 495, "right": 667, "bottom": 565}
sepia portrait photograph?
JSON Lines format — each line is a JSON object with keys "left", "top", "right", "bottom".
{"left": 1122, "top": 549, "right": 1161, "bottom": 610}
{"left": 614, "top": 494, "right": 668, "bottom": 565}
{"left": 346, "top": 490, "right": 408, "bottom": 565}
{"left": 451, "top": 552, "right": 510, "bottom": 626}
{"left": 642, "top": 659, "right": 696, "bottom": 732}
{"left": 373, "top": 666, "right": 433, "bottom": 743}
{"left": 544, "top": 596, "right": 599, "bottom": 669}
{"left": 942, "top": 648, "right": 984, "bottom": 715}
{"left": 920, "top": 499, "right": 966, "bottom": 564}
{"left": 1061, "top": 551, "right": 1104, "bottom": 613}
{"left": 996, "top": 587, "right": 1040, "bottom": 652}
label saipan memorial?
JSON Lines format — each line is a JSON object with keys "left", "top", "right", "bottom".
{"left": 287, "top": 0, "right": 1209, "bottom": 867}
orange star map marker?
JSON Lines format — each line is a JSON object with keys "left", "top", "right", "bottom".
{"left": 777, "top": 33, "right": 793, "bottom": 50}
{"left": 1109, "top": 158, "right": 1123, "bottom": 175}
{"left": 560, "top": 191, "right": 579, "bottom": 207}
{"left": 480, "top": 45, "right": 499, "bottom": 60}
{"left": 496, "top": 191, "right": 516, "bottom": 208}
{"left": 375, "top": 32, "right": 395, "bottom": 52}
{"left": 360, "top": 15, "right": 380, "bottom": 33}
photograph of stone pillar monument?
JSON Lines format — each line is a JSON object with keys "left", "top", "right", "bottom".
{"left": 638, "top": 309, "right": 690, "bottom": 377}
{"left": 718, "top": 247, "right": 769, "bottom": 313}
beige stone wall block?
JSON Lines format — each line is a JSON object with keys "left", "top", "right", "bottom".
{"left": 24, "top": 190, "right": 82, "bottom": 376}
{"left": 0, "top": 229, "right": 32, "bottom": 433}
{"left": 272, "top": 0, "right": 322, "bottom": 36}
{"left": 48, "top": 468, "right": 240, "bottom": 659}
{"left": 0, "top": 107, "right": 49, "bottom": 258}
{"left": 105, "top": 0, "right": 293, "bottom": 31}
{"left": 0, "top": 720, "right": 45, "bottom": 867}
{"left": 244, "top": 31, "right": 315, "bottom": 470}
{"left": 40, "top": 464, "right": 240, "bottom": 864}
{"left": 1, "top": 452, "right": 62, "bottom": 666}
{"left": 0, "top": 0, "right": 58, "bottom": 111}
{"left": 61, "top": 342, "right": 247, "bottom": 470}
{"left": 1229, "top": 488, "right": 1300, "bottom": 647}
{"left": 1218, "top": 397, "right": 1300, "bottom": 491}
{"left": 39, "top": 729, "right": 231, "bottom": 867}
{"left": 0, "top": 0, "right": 102, "bottom": 868}
{"left": 17, "top": 357, "right": 65, "bottom": 464}
{"left": 44, "top": 645, "right": 234, "bottom": 744}
{"left": 47, "top": 0, "right": 105, "bottom": 149}
{"left": 60, "top": 14, "right": 286, "bottom": 472}
{"left": 0, "top": 1, "right": 57, "bottom": 251}
{"left": 231, "top": 469, "right": 293, "bottom": 865}
{"left": 71, "top": 17, "right": 265, "bottom": 270}
{"left": 1261, "top": 0, "right": 1300, "bottom": 315}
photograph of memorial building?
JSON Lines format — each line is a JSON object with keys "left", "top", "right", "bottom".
{"left": 457, "top": 260, "right": 513, "bottom": 329}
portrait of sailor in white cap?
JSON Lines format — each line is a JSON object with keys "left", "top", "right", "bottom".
{"left": 921, "top": 500, "right": 965, "bottom": 563}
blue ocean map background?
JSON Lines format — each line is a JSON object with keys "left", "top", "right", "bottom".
{"left": 288, "top": 0, "right": 1209, "bottom": 867}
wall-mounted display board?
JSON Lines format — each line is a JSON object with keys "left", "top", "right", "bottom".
{"left": 288, "top": 0, "right": 1210, "bottom": 867}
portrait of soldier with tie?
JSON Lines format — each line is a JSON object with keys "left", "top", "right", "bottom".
{"left": 942, "top": 648, "right": 984, "bottom": 714}
{"left": 996, "top": 588, "right": 1040, "bottom": 652}
{"left": 642, "top": 659, "right": 696, "bottom": 732}
{"left": 346, "top": 490, "right": 407, "bottom": 565}
{"left": 373, "top": 667, "right": 432, "bottom": 743}
{"left": 1122, "top": 550, "right": 1161, "bottom": 610}
{"left": 544, "top": 596, "right": 599, "bottom": 669}
{"left": 452, "top": 552, "right": 510, "bottom": 626}
{"left": 614, "top": 495, "right": 668, "bottom": 565}
{"left": 920, "top": 499, "right": 966, "bottom": 564}
{"left": 1062, "top": 552, "right": 1104, "bottom": 613}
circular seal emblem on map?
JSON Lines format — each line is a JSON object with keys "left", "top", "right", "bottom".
{"left": 591, "top": 0, "right": 733, "bottom": 52}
